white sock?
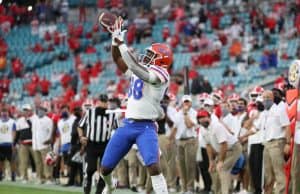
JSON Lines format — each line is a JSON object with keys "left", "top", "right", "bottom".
{"left": 151, "top": 173, "right": 169, "bottom": 194}
{"left": 101, "top": 174, "right": 113, "bottom": 188}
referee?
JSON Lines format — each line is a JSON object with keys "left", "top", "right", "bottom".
{"left": 77, "top": 94, "right": 118, "bottom": 194}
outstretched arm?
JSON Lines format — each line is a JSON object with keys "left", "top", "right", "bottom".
{"left": 111, "top": 45, "right": 128, "bottom": 73}
{"left": 111, "top": 17, "right": 165, "bottom": 84}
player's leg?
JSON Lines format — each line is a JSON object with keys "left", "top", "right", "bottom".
{"left": 136, "top": 122, "right": 168, "bottom": 194}
{"left": 99, "top": 124, "right": 135, "bottom": 194}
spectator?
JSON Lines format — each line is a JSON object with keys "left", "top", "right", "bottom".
{"left": 0, "top": 75, "right": 10, "bottom": 94}
{"left": 60, "top": 0, "right": 69, "bottom": 23}
{"left": 31, "top": 72, "right": 40, "bottom": 84}
{"left": 229, "top": 38, "right": 242, "bottom": 59}
{"left": 11, "top": 57, "right": 24, "bottom": 77}
{"left": 268, "top": 50, "right": 278, "bottom": 68}
{"left": 60, "top": 73, "right": 72, "bottom": 89}
{"left": 78, "top": 0, "right": 86, "bottom": 23}
{"left": 260, "top": 51, "right": 270, "bottom": 70}
{"left": 39, "top": 77, "right": 51, "bottom": 96}
{"left": 80, "top": 68, "right": 90, "bottom": 85}
{"left": 25, "top": 82, "right": 38, "bottom": 97}
{"left": 223, "top": 66, "right": 237, "bottom": 77}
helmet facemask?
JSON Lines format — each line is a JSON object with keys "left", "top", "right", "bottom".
{"left": 139, "top": 49, "right": 158, "bottom": 66}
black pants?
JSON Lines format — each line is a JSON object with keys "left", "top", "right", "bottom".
{"left": 68, "top": 147, "right": 83, "bottom": 186}
{"left": 249, "top": 144, "right": 264, "bottom": 194}
{"left": 198, "top": 148, "right": 212, "bottom": 191}
{"left": 83, "top": 142, "right": 107, "bottom": 194}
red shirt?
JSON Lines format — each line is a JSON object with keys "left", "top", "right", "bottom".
{"left": 12, "top": 58, "right": 23, "bottom": 75}
{"left": 265, "top": 17, "right": 277, "bottom": 30}
{"left": 68, "top": 37, "right": 80, "bottom": 50}
{"left": 26, "top": 82, "right": 37, "bottom": 96}
{"left": 214, "top": 104, "right": 222, "bottom": 119}
{"left": 32, "top": 43, "right": 43, "bottom": 53}
{"left": 54, "top": 31, "right": 61, "bottom": 45}
{"left": 75, "top": 25, "right": 83, "bottom": 38}
{"left": 64, "top": 88, "right": 75, "bottom": 102}
{"left": 189, "top": 69, "right": 199, "bottom": 80}
{"left": 61, "top": 74, "right": 72, "bottom": 89}
{"left": 47, "top": 112, "right": 60, "bottom": 125}
{"left": 39, "top": 79, "right": 51, "bottom": 93}
{"left": 80, "top": 69, "right": 90, "bottom": 85}
{"left": 85, "top": 45, "right": 96, "bottom": 53}
{"left": 44, "top": 31, "right": 51, "bottom": 41}
{"left": 162, "top": 27, "right": 170, "bottom": 40}
{"left": 0, "top": 78, "right": 10, "bottom": 93}
{"left": 31, "top": 73, "right": 40, "bottom": 84}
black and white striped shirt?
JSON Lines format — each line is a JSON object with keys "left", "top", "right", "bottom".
{"left": 78, "top": 107, "right": 118, "bottom": 143}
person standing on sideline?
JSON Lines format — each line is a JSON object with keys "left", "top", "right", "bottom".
{"left": 15, "top": 104, "right": 34, "bottom": 182}
{"left": 0, "top": 106, "right": 17, "bottom": 181}
{"left": 170, "top": 95, "right": 198, "bottom": 193}
{"left": 31, "top": 105, "right": 54, "bottom": 184}
{"left": 261, "top": 90, "right": 290, "bottom": 194}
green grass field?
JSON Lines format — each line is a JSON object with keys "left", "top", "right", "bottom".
{"left": 0, "top": 181, "right": 139, "bottom": 194}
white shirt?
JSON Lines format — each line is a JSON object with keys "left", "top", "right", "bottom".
{"left": 165, "top": 105, "right": 178, "bottom": 136}
{"left": 203, "top": 116, "right": 238, "bottom": 153}
{"left": 223, "top": 113, "right": 238, "bottom": 136}
{"left": 260, "top": 101, "right": 290, "bottom": 142}
{"left": 0, "top": 118, "right": 16, "bottom": 144}
{"left": 57, "top": 115, "right": 76, "bottom": 145}
{"left": 198, "top": 126, "right": 208, "bottom": 148}
{"left": 174, "top": 108, "right": 197, "bottom": 140}
{"left": 31, "top": 115, "right": 53, "bottom": 150}
{"left": 125, "top": 65, "right": 169, "bottom": 120}
{"left": 16, "top": 117, "right": 30, "bottom": 131}
{"left": 248, "top": 112, "right": 264, "bottom": 145}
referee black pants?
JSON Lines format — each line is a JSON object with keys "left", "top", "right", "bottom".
{"left": 249, "top": 143, "right": 264, "bottom": 194}
{"left": 83, "top": 142, "right": 107, "bottom": 194}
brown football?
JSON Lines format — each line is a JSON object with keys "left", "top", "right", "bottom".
{"left": 98, "top": 12, "right": 117, "bottom": 30}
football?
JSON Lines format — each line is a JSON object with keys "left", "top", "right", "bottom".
{"left": 98, "top": 12, "right": 117, "bottom": 31}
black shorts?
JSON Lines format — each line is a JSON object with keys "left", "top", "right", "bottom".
{"left": 84, "top": 142, "right": 108, "bottom": 173}
{"left": 0, "top": 146, "right": 12, "bottom": 162}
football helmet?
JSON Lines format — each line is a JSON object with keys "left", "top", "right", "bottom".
{"left": 211, "top": 90, "right": 224, "bottom": 104}
{"left": 249, "top": 86, "right": 264, "bottom": 102}
{"left": 44, "top": 151, "right": 57, "bottom": 166}
{"left": 140, "top": 43, "right": 173, "bottom": 68}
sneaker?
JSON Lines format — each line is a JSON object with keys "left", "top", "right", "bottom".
{"left": 44, "top": 180, "right": 53, "bottom": 185}
{"left": 35, "top": 180, "right": 43, "bottom": 185}
{"left": 131, "top": 186, "right": 138, "bottom": 192}
{"left": 169, "top": 188, "right": 177, "bottom": 193}
{"left": 21, "top": 179, "right": 28, "bottom": 184}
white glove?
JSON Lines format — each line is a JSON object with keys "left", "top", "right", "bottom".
{"left": 111, "top": 17, "right": 127, "bottom": 46}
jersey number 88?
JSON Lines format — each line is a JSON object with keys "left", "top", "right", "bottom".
{"left": 128, "top": 78, "right": 144, "bottom": 100}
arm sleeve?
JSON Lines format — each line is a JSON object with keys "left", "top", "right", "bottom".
{"left": 118, "top": 44, "right": 163, "bottom": 84}
{"left": 280, "top": 107, "right": 290, "bottom": 127}
{"left": 78, "top": 112, "right": 88, "bottom": 128}
{"left": 12, "top": 123, "right": 16, "bottom": 131}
